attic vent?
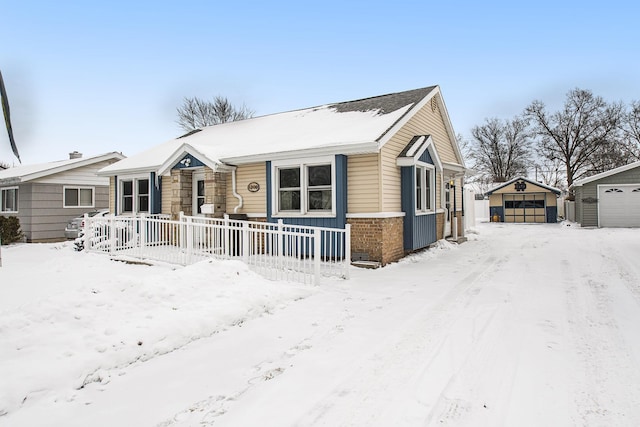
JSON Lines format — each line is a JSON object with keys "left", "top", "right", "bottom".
{"left": 69, "top": 151, "right": 82, "bottom": 159}
{"left": 430, "top": 97, "right": 437, "bottom": 112}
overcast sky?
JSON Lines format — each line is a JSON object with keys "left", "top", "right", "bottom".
{"left": 1, "top": 1, "right": 638, "bottom": 165}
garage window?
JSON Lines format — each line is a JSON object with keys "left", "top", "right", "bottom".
{"left": 605, "top": 188, "right": 623, "bottom": 193}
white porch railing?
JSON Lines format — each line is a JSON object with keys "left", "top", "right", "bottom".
{"left": 82, "top": 213, "right": 351, "bottom": 284}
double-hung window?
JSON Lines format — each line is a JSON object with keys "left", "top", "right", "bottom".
{"left": 1, "top": 187, "right": 18, "bottom": 213}
{"left": 415, "top": 163, "right": 434, "bottom": 214}
{"left": 64, "top": 186, "right": 94, "bottom": 208}
{"left": 273, "top": 157, "right": 335, "bottom": 216}
{"left": 120, "top": 178, "right": 149, "bottom": 214}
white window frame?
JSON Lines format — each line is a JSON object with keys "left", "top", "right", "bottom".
{"left": 118, "top": 175, "right": 150, "bottom": 215}
{"left": 1, "top": 186, "right": 18, "bottom": 213}
{"left": 63, "top": 186, "right": 95, "bottom": 208}
{"left": 415, "top": 162, "right": 435, "bottom": 215}
{"left": 271, "top": 156, "right": 336, "bottom": 217}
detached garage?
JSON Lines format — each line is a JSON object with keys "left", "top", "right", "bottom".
{"left": 486, "top": 176, "right": 560, "bottom": 223}
{"left": 572, "top": 161, "right": 640, "bottom": 227}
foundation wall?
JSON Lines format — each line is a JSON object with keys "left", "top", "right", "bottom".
{"left": 348, "top": 216, "right": 404, "bottom": 265}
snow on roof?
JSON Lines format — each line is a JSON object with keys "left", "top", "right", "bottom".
{"left": 101, "top": 87, "right": 437, "bottom": 175}
{"left": 486, "top": 176, "right": 561, "bottom": 195}
{"left": 571, "top": 161, "right": 640, "bottom": 187}
{"left": 0, "top": 152, "right": 125, "bottom": 184}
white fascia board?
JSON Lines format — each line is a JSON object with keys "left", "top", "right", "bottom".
{"left": 23, "top": 152, "right": 126, "bottom": 182}
{"left": 436, "top": 90, "right": 466, "bottom": 168}
{"left": 572, "top": 161, "right": 640, "bottom": 187}
{"left": 442, "top": 161, "right": 466, "bottom": 173}
{"left": 221, "top": 141, "right": 379, "bottom": 165}
{"left": 98, "top": 165, "right": 158, "bottom": 177}
{"left": 487, "top": 175, "right": 561, "bottom": 195}
{"left": 346, "top": 212, "right": 406, "bottom": 218}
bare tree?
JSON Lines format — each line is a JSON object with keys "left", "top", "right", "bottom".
{"left": 533, "top": 158, "right": 566, "bottom": 190}
{"left": 525, "top": 88, "right": 622, "bottom": 197}
{"left": 176, "top": 96, "right": 254, "bottom": 132}
{"left": 620, "top": 100, "right": 640, "bottom": 161}
{"left": 468, "top": 116, "right": 531, "bottom": 183}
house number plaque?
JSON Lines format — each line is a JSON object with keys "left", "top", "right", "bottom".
{"left": 247, "top": 182, "right": 260, "bottom": 192}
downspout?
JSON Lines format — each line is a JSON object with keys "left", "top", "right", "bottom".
{"left": 231, "top": 167, "right": 243, "bottom": 213}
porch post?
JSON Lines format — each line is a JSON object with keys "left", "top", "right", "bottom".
{"left": 242, "top": 221, "right": 249, "bottom": 264}
{"left": 313, "top": 228, "right": 321, "bottom": 285}
{"left": 109, "top": 214, "right": 116, "bottom": 256}
{"left": 344, "top": 223, "right": 351, "bottom": 279}
{"left": 185, "top": 215, "right": 193, "bottom": 265}
{"left": 140, "top": 213, "right": 146, "bottom": 251}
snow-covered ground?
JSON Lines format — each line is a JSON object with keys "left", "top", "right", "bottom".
{"left": 1, "top": 222, "right": 640, "bottom": 426}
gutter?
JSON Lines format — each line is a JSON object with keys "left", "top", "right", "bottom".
{"left": 231, "top": 167, "right": 243, "bottom": 213}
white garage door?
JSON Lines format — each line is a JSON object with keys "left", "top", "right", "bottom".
{"left": 598, "top": 184, "right": 640, "bottom": 227}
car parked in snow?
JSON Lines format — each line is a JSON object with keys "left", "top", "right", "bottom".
{"left": 64, "top": 209, "right": 109, "bottom": 239}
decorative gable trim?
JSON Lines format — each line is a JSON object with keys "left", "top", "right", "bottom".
{"left": 486, "top": 176, "right": 561, "bottom": 195}
{"left": 396, "top": 135, "right": 442, "bottom": 171}
{"left": 157, "top": 143, "right": 234, "bottom": 176}
{"left": 378, "top": 86, "right": 465, "bottom": 168}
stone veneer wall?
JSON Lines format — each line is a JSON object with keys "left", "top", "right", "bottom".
{"left": 205, "top": 168, "right": 226, "bottom": 219}
{"left": 347, "top": 216, "right": 404, "bottom": 266}
{"left": 170, "top": 169, "right": 193, "bottom": 219}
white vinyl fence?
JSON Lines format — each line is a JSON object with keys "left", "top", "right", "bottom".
{"left": 82, "top": 213, "right": 351, "bottom": 284}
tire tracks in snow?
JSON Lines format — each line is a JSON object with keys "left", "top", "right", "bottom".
{"left": 294, "top": 250, "right": 513, "bottom": 427}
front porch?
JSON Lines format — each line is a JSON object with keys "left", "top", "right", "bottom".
{"left": 82, "top": 213, "right": 351, "bottom": 284}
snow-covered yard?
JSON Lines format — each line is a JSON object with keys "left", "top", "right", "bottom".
{"left": 1, "top": 222, "right": 640, "bottom": 426}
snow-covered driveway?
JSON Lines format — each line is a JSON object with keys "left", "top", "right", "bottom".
{"left": 1, "top": 222, "right": 640, "bottom": 426}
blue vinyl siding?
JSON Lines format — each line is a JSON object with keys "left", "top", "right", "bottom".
{"left": 418, "top": 147, "right": 434, "bottom": 164}
{"left": 172, "top": 153, "right": 206, "bottom": 170}
{"left": 266, "top": 156, "right": 347, "bottom": 258}
{"left": 401, "top": 166, "right": 437, "bottom": 250}
{"left": 267, "top": 155, "right": 347, "bottom": 229}
{"left": 150, "top": 172, "right": 161, "bottom": 214}
{"left": 490, "top": 206, "right": 504, "bottom": 221}
{"left": 546, "top": 206, "right": 557, "bottom": 223}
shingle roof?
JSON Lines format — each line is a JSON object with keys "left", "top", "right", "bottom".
{"left": 100, "top": 86, "right": 442, "bottom": 175}
{"left": 331, "top": 86, "right": 437, "bottom": 115}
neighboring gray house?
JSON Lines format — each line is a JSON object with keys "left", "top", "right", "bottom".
{"left": 572, "top": 161, "right": 640, "bottom": 227}
{"left": 0, "top": 152, "right": 125, "bottom": 242}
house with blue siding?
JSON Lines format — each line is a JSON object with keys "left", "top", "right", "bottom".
{"left": 99, "top": 86, "right": 466, "bottom": 265}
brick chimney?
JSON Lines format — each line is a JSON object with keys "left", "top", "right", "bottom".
{"left": 69, "top": 151, "right": 82, "bottom": 159}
